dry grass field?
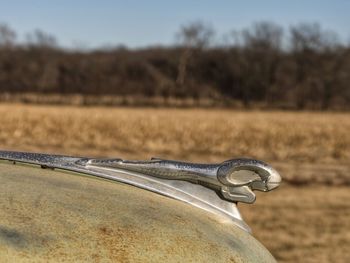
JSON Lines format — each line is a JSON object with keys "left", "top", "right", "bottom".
{"left": 0, "top": 103, "right": 349, "bottom": 262}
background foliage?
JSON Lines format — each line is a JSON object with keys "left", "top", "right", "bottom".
{"left": 1, "top": 21, "right": 349, "bottom": 109}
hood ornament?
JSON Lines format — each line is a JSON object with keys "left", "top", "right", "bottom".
{"left": 86, "top": 157, "right": 281, "bottom": 204}
{"left": 0, "top": 150, "right": 281, "bottom": 232}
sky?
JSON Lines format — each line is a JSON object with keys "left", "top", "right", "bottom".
{"left": 0, "top": 0, "right": 349, "bottom": 48}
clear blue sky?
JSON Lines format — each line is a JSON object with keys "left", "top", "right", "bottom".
{"left": 0, "top": 0, "right": 349, "bottom": 48}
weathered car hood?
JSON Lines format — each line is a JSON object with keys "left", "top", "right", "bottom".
{"left": 0, "top": 151, "right": 278, "bottom": 262}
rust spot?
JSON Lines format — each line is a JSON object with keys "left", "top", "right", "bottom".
{"left": 96, "top": 225, "right": 146, "bottom": 262}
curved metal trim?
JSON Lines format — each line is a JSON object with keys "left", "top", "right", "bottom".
{"left": 0, "top": 150, "right": 251, "bottom": 232}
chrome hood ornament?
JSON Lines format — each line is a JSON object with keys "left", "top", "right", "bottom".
{"left": 87, "top": 157, "right": 281, "bottom": 204}
{"left": 0, "top": 150, "right": 281, "bottom": 233}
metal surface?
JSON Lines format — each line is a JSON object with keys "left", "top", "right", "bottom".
{"left": 0, "top": 150, "right": 282, "bottom": 233}
{"left": 87, "top": 157, "right": 281, "bottom": 203}
{"left": 0, "top": 162, "right": 277, "bottom": 262}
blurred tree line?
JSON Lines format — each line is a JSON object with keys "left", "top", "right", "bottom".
{"left": 0, "top": 21, "right": 349, "bottom": 109}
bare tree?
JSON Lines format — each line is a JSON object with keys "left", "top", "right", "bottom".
{"left": 242, "top": 21, "right": 283, "bottom": 51}
{"left": 0, "top": 23, "right": 16, "bottom": 48}
{"left": 175, "top": 21, "right": 215, "bottom": 90}
{"left": 227, "top": 22, "right": 283, "bottom": 106}
{"left": 290, "top": 23, "right": 326, "bottom": 52}
{"left": 290, "top": 23, "right": 341, "bottom": 109}
{"left": 26, "top": 29, "right": 58, "bottom": 49}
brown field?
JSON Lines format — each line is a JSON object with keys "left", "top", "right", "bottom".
{"left": 0, "top": 103, "right": 349, "bottom": 262}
